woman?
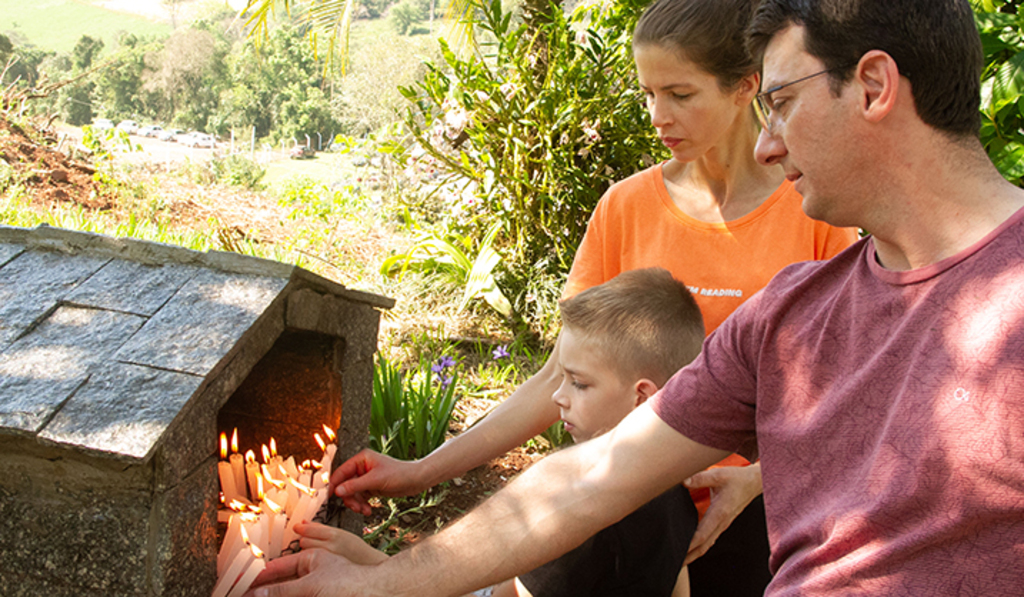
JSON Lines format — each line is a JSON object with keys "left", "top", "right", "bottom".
{"left": 333, "top": 0, "right": 857, "bottom": 595}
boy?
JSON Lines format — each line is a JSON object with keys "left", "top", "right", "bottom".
{"left": 298, "top": 268, "right": 705, "bottom": 597}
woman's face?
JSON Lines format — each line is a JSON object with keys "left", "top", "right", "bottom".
{"left": 634, "top": 44, "right": 756, "bottom": 163}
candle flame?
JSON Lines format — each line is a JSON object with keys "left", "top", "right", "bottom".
{"left": 219, "top": 433, "right": 228, "bottom": 460}
{"left": 261, "top": 465, "right": 285, "bottom": 488}
{"left": 231, "top": 428, "right": 239, "bottom": 454}
{"left": 247, "top": 504, "right": 261, "bottom": 513}
{"left": 250, "top": 543, "right": 265, "bottom": 559}
{"left": 269, "top": 438, "right": 277, "bottom": 457}
{"left": 278, "top": 464, "right": 290, "bottom": 480}
{"left": 309, "top": 460, "right": 323, "bottom": 470}
{"left": 245, "top": 449, "right": 256, "bottom": 464}
{"left": 320, "top": 470, "right": 330, "bottom": 485}
{"left": 261, "top": 445, "right": 271, "bottom": 464}
{"left": 257, "top": 475, "right": 265, "bottom": 501}
{"left": 229, "top": 499, "right": 248, "bottom": 512}
{"left": 315, "top": 433, "right": 326, "bottom": 452}
{"left": 265, "top": 497, "right": 284, "bottom": 515}
{"left": 323, "top": 424, "right": 336, "bottom": 442}
{"left": 240, "top": 524, "right": 250, "bottom": 544}
{"left": 289, "top": 477, "right": 316, "bottom": 496}
{"left": 240, "top": 512, "right": 259, "bottom": 523}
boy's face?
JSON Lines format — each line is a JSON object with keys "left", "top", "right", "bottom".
{"left": 553, "top": 327, "right": 642, "bottom": 443}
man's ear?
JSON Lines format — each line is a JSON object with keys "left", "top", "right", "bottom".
{"left": 855, "top": 50, "right": 900, "bottom": 123}
{"left": 633, "top": 378, "right": 660, "bottom": 407}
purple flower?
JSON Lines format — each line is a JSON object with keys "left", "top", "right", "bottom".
{"left": 432, "top": 356, "right": 456, "bottom": 374}
{"left": 440, "top": 375, "right": 453, "bottom": 389}
{"left": 492, "top": 345, "right": 510, "bottom": 360}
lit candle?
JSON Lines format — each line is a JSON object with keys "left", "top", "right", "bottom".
{"left": 218, "top": 433, "right": 240, "bottom": 503}
{"left": 263, "top": 497, "right": 286, "bottom": 559}
{"left": 244, "top": 450, "right": 260, "bottom": 500}
{"left": 212, "top": 542, "right": 261, "bottom": 597}
{"left": 320, "top": 425, "right": 338, "bottom": 473}
{"left": 225, "top": 545, "right": 266, "bottom": 597}
{"left": 281, "top": 478, "right": 316, "bottom": 549}
{"left": 229, "top": 429, "right": 247, "bottom": 500}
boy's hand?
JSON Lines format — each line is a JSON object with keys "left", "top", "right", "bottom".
{"left": 245, "top": 549, "right": 384, "bottom": 597}
{"left": 331, "top": 449, "right": 428, "bottom": 515}
{"left": 682, "top": 463, "right": 763, "bottom": 565}
{"left": 296, "top": 522, "right": 389, "bottom": 566}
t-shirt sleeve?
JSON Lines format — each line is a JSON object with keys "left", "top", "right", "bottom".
{"left": 650, "top": 292, "right": 765, "bottom": 462}
{"left": 563, "top": 197, "right": 612, "bottom": 300}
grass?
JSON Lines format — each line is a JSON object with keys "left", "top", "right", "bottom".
{"left": 0, "top": 0, "right": 171, "bottom": 53}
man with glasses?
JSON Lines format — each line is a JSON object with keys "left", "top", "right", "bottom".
{"left": 252, "top": 1, "right": 1024, "bottom": 595}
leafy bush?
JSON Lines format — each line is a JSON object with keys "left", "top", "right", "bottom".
{"left": 209, "top": 154, "right": 267, "bottom": 190}
{"left": 370, "top": 353, "right": 461, "bottom": 460}
{"left": 974, "top": 0, "right": 1024, "bottom": 186}
{"left": 397, "top": 0, "right": 663, "bottom": 335}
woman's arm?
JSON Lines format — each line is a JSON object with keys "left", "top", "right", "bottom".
{"left": 331, "top": 336, "right": 565, "bottom": 515}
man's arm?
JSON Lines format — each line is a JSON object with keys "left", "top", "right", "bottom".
{"left": 255, "top": 404, "right": 729, "bottom": 597}
{"left": 331, "top": 336, "right": 566, "bottom": 514}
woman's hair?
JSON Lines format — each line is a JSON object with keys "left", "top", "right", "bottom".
{"left": 633, "top": 0, "right": 758, "bottom": 90}
{"left": 559, "top": 268, "right": 704, "bottom": 387}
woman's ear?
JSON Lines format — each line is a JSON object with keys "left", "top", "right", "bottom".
{"left": 633, "top": 378, "right": 660, "bottom": 407}
{"left": 735, "top": 71, "right": 761, "bottom": 106}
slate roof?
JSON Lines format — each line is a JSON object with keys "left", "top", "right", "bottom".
{"left": 0, "top": 224, "right": 393, "bottom": 463}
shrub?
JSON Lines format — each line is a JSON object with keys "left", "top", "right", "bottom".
{"left": 398, "top": 0, "right": 663, "bottom": 336}
{"left": 974, "top": 0, "right": 1024, "bottom": 187}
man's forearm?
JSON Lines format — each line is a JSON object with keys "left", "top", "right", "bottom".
{"left": 372, "top": 406, "right": 729, "bottom": 597}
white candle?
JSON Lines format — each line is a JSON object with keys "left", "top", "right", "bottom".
{"left": 263, "top": 497, "right": 286, "bottom": 559}
{"left": 230, "top": 456, "right": 246, "bottom": 501}
{"left": 283, "top": 456, "right": 300, "bottom": 480}
{"left": 211, "top": 541, "right": 256, "bottom": 597}
{"left": 319, "top": 444, "right": 337, "bottom": 473}
{"left": 217, "top": 514, "right": 242, "bottom": 576}
{"left": 245, "top": 450, "right": 260, "bottom": 500}
{"left": 225, "top": 553, "right": 266, "bottom": 597}
{"left": 281, "top": 490, "right": 312, "bottom": 550}
{"left": 218, "top": 461, "right": 239, "bottom": 503}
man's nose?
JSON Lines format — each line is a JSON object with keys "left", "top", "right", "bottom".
{"left": 754, "top": 127, "right": 787, "bottom": 166}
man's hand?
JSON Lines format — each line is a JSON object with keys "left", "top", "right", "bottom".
{"left": 683, "top": 463, "right": 763, "bottom": 565}
{"left": 245, "top": 549, "right": 382, "bottom": 597}
{"left": 330, "top": 449, "right": 428, "bottom": 516}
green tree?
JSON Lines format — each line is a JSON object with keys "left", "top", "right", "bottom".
{"left": 72, "top": 35, "right": 105, "bottom": 71}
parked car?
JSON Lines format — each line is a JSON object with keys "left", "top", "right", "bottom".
{"left": 117, "top": 120, "right": 140, "bottom": 134}
{"left": 289, "top": 145, "right": 315, "bottom": 159}
{"left": 158, "top": 128, "right": 185, "bottom": 142}
{"left": 91, "top": 118, "right": 114, "bottom": 130}
{"left": 182, "top": 132, "right": 216, "bottom": 148}
{"left": 137, "top": 125, "right": 164, "bottom": 138}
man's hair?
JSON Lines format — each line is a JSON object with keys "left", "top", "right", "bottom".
{"left": 633, "top": 0, "right": 759, "bottom": 90}
{"left": 747, "top": 0, "right": 982, "bottom": 138}
{"left": 559, "top": 268, "right": 704, "bottom": 387}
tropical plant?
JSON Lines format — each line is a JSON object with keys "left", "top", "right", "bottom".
{"left": 381, "top": 221, "right": 512, "bottom": 317}
{"left": 370, "top": 353, "right": 461, "bottom": 460}
{"left": 973, "top": 0, "right": 1024, "bottom": 186}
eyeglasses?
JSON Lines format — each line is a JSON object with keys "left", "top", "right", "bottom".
{"left": 753, "top": 68, "right": 834, "bottom": 133}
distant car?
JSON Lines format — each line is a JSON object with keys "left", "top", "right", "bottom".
{"left": 117, "top": 120, "right": 140, "bottom": 134}
{"left": 91, "top": 118, "right": 114, "bottom": 131}
{"left": 183, "top": 132, "right": 216, "bottom": 149}
{"left": 173, "top": 131, "right": 196, "bottom": 144}
{"left": 289, "top": 145, "right": 315, "bottom": 159}
{"left": 158, "top": 128, "right": 185, "bottom": 142}
{"left": 137, "top": 125, "right": 164, "bottom": 138}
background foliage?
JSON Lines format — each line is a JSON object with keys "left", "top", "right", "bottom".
{"left": 974, "top": 0, "right": 1024, "bottom": 187}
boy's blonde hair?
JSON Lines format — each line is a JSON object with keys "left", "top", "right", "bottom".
{"left": 559, "top": 268, "right": 704, "bottom": 387}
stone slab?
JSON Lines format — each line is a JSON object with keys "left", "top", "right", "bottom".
{"left": 0, "top": 242, "right": 23, "bottom": 267}
{"left": 0, "top": 306, "right": 146, "bottom": 434}
{"left": 114, "top": 269, "right": 289, "bottom": 376}
{"left": 66, "top": 259, "right": 200, "bottom": 316}
{"left": 40, "top": 363, "right": 204, "bottom": 461}
{"left": 0, "top": 250, "right": 110, "bottom": 348}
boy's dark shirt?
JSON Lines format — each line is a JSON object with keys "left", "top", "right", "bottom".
{"left": 518, "top": 485, "right": 697, "bottom": 597}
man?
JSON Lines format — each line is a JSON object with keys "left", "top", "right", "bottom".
{"left": 251, "top": 1, "right": 1024, "bottom": 595}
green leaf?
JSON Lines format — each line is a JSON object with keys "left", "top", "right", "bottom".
{"left": 993, "top": 140, "right": 1024, "bottom": 178}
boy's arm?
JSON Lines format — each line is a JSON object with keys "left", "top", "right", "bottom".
{"left": 294, "top": 522, "right": 389, "bottom": 566}
{"left": 331, "top": 336, "right": 566, "bottom": 515}
{"left": 252, "top": 405, "right": 729, "bottom": 597}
